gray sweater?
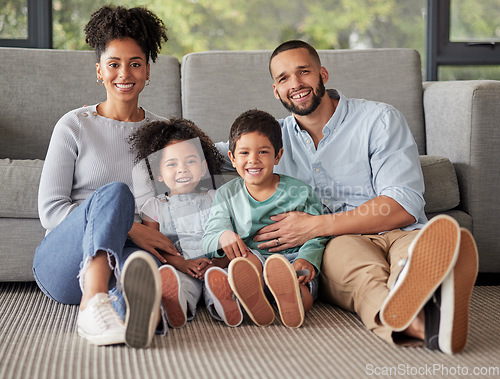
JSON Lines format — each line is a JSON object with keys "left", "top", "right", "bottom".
{"left": 38, "top": 105, "right": 163, "bottom": 232}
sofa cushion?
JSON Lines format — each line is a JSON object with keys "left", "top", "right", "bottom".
{"left": 0, "top": 159, "right": 43, "bottom": 218}
{"left": 420, "top": 155, "right": 460, "bottom": 213}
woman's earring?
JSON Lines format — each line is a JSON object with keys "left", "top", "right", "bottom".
{"left": 97, "top": 78, "right": 104, "bottom": 86}
{"left": 145, "top": 78, "right": 150, "bottom": 86}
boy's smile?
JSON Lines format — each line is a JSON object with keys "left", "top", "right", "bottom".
{"left": 229, "top": 131, "right": 283, "bottom": 199}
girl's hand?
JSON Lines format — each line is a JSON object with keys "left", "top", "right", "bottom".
{"left": 182, "top": 257, "right": 212, "bottom": 279}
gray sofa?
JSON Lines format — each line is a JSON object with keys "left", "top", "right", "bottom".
{"left": 1, "top": 46, "right": 499, "bottom": 283}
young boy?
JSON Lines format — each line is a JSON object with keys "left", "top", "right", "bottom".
{"left": 202, "top": 109, "right": 328, "bottom": 328}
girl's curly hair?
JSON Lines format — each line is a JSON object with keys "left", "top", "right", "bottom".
{"left": 129, "top": 118, "right": 225, "bottom": 188}
{"left": 84, "top": 5, "right": 168, "bottom": 63}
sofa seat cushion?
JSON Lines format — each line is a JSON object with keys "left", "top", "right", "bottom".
{"left": 0, "top": 159, "right": 43, "bottom": 218}
{"left": 420, "top": 155, "right": 460, "bottom": 213}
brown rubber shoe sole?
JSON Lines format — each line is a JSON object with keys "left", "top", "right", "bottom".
{"left": 205, "top": 267, "right": 243, "bottom": 327}
{"left": 380, "top": 215, "right": 460, "bottom": 331}
{"left": 159, "top": 265, "right": 187, "bottom": 328}
{"left": 228, "top": 258, "right": 274, "bottom": 327}
{"left": 442, "top": 228, "right": 478, "bottom": 354}
{"left": 264, "top": 254, "right": 304, "bottom": 328}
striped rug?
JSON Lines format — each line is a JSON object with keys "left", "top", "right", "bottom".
{"left": 0, "top": 283, "right": 498, "bottom": 379}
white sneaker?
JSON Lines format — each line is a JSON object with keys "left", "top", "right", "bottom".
{"left": 122, "top": 251, "right": 161, "bottom": 348}
{"left": 77, "top": 293, "right": 125, "bottom": 345}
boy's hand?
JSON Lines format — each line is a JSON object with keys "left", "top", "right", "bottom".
{"left": 181, "top": 257, "right": 212, "bottom": 279}
{"left": 293, "top": 258, "right": 315, "bottom": 284}
{"left": 219, "top": 230, "right": 250, "bottom": 260}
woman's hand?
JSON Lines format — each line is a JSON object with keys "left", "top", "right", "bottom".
{"left": 128, "top": 222, "right": 180, "bottom": 263}
{"left": 253, "top": 211, "right": 318, "bottom": 253}
{"left": 219, "top": 230, "right": 250, "bottom": 260}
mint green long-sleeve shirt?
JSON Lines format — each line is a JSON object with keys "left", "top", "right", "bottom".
{"left": 201, "top": 174, "right": 328, "bottom": 273}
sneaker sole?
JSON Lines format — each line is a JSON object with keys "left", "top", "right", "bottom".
{"left": 205, "top": 267, "right": 243, "bottom": 327}
{"left": 159, "top": 265, "right": 187, "bottom": 328}
{"left": 228, "top": 258, "right": 274, "bottom": 327}
{"left": 122, "top": 251, "right": 161, "bottom": 348}
{"left": 380, "top": 215, "right": 460, "bottom": 331}
{"left": 439, "top": 228, "right": 478, "bottom": 354}
{"left": 264, "top": 254, "right": 304, "bottom": 328}
{"left": 77, "top": 327, "right": 125, "bottom": 346}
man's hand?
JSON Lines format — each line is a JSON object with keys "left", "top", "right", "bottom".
{"left": 253, "top": 211, "right": 317, "bottom": 253}
{"left": 128, "top": 222, "right": 180, "bottom": 263}
{"left": 293, "top": 258, "right": 315, "bottom": 284}
{"left": 219, "top": 230, "right": 250, "bottom": 260}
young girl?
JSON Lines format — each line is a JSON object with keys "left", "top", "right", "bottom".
{"left": 129, "top": 118, "right": 244, "bottom": 328}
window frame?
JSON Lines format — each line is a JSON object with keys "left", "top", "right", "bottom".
{"left": 426, "top": 0, "right": 500, "bottom": 80}
{"left": 0, "top": 0, "right": 52, "bottom": 48}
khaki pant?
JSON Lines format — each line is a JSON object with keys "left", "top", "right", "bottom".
{"left": 319, "top": 229, "right": 419, "bottom": 343}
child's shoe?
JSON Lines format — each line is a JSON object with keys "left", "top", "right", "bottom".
{"left": 228, "top": 258, "right": 274, "bottom": 326}
{"left": 263, "top": 254, "right": 304, "bottom": 328}
{"left": 159, "top": 265, "right": 188, "bottom": 328}
{"left": 205, "top": 267, "right": 243, "bottom": 327}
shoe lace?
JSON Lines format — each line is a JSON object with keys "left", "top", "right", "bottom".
{"left": 92, "top": 295, "right": 121, "bottom": 328}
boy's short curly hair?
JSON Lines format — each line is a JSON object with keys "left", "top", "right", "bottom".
{"left": 129, "top": 118, "right": 225, "bottom": 180}
{"left": 229, "top": 109, "right": 283, "bottom": 157}
{"left": 84, "top": 5, "right": 168, "bottom": 63}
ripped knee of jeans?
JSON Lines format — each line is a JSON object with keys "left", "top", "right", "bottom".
{"left": 77, "top": 249, "right": 122, "bottom": 294}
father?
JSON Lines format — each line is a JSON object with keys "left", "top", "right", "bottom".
{"left": 250, "top": 40, "right": 478, "bottom": 354}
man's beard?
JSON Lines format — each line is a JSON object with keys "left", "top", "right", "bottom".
{"left": 278, "top": 75, "right": 326, "bottom": 116}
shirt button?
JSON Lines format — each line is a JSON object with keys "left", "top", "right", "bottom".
{"left": 325, "top": 199, "right": 329, "bottom": 204}
{"left": 306, "top": 139, "right": 311, "bottom": 144}
{"left": 82, "top": 113, "right": 88, "bottom": 117}
{"left": 334, "top": 128, "right": 337, "bottom": 132}
{"left": 93, "top": 112, "right": 98, "bottom": 116}
{"left": 315, "top": 168, "right": 320, "bottom": 173}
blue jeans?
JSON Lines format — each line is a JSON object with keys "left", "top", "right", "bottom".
{"left": 33, "top": 182, "right": 140, "bottom": 319}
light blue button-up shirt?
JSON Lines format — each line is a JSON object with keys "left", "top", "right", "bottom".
{"left": 216, "top": 89, "right": 427, "bottom": 232}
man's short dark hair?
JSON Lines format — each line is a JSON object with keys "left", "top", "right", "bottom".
{"left": 269, "top": 40, "right": 322, "bottom": 77}
{"left": 229, "top": 109, "right": 282, "bottom": 157}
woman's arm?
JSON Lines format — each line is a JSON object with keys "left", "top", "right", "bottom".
{"left": 38, "top": 113, "right": 80, "bottom": 230}
{"left": 129, "top": 217, "right": 180, "bottom": 262}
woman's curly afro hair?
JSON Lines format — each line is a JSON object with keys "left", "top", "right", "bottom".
{"left": 84, "top": 5, "right": 168, "bottom": 63}
{"left": 129, "top": 118, "right": 225, "bottom": 179}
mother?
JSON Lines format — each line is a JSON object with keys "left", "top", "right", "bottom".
{"left": 33, "top": 5, "right": 175, "bottom": 348}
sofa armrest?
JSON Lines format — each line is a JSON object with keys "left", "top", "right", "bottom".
{"left": 423, "top": 80, "right": 500, "bottom": 271}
